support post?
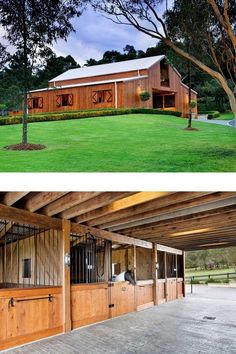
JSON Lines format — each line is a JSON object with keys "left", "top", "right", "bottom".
{"left": 164, "top": 252, "right": 168, "bottom": 302}
{"left": 152, "top": 243, "right": 158, "bottom": 305}
{"left": 183, "top": 251, "right": 186, "bottom": 297}
{"left": 132, "top": 245, "right": 137, "bottom": 310}
{"left": 62, "top": 219, "right": 71, "bottom": 332}
{"left": 176, "top": 254, "right": 178, "bottom": 299}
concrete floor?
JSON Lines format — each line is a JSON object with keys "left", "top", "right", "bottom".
{"left": 4, "top": 286, "right": 236, "bottom": 354}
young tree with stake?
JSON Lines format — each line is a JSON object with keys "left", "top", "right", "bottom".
{"left": 0, "top": 0, "right": 84, "bottom": 149}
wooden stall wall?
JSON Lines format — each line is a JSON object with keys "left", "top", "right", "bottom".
{"left": 0, "top": 286, "right": 63, "bottom": 351}
{"left": 0, "top": 230, "right": 62, "bottom": 287}
{"left": 71, "top": 283, "right": 109, "bottom": 329}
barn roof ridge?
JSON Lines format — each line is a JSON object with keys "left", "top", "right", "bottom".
{"left": 49, "top": 55, "right": 166, "bottom": 83}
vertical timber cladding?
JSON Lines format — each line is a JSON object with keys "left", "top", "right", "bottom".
{"left": 0, "top": 219, "right": 64, "bottom": 351}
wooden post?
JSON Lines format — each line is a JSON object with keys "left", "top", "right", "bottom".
{"left": 62, "top": 219, "right": 71, "bottom": 332}
{"left": 132, "top": 245, "right": 137, "bottom": 311}
{"left": 183, "top": 251, "right": 186, "bottom": 297}
{"left": 176, "top": 254, "right": 178, "bottom": 299}
{"left": 164, "top": 252, "right": 168, "bottom": 302}
{"left": 152, "top": 243, "right": 158, "bottom": 305}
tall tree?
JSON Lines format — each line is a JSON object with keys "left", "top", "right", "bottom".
{"left": 0, "top": 0, "right": 83, "bottom": 148}
{"left": 90, "top": 0, "right": 236, "bottom": 122}
{"left": 0, "top": 43, "right": 10, "bottom": 70}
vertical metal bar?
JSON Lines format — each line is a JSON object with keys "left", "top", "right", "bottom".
{"left": 23, "top": 224, "right": 25, "bottom": 288}
{"left": 52, "top": 230, "right": 55, "bottom": 286}
{"left": 10, "top": 230, "right": 13, "bottom": 286}
{"left": 34, "top": 227, "right": 37, "bottom": 287}
{"left": 17, "top": 224, "right": 20, "bottom": 287}
{"left": 4, "top": 221, "right": 7, "bottom": 286}
{"left": 49, "top": 229, "right": 51, "bottom": 286}
{"left": 44, "top": 229, "right": 46, "bottom": 286}
{"left": 28, "top": 225, "right": 31, "bottom": 287}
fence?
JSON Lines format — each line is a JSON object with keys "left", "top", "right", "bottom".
{"left": 186, "top": 272, "right": 236, "bottom": 294}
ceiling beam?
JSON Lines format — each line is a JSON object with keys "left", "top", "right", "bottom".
{"left": 1, "top": 192, "right": 29, "bottom": 206}
{"left": 0, "top": 203, "right": 62, "bottom": 230}
{"left": 40, "top": 192, "right": 101, "bottom": 216}
{"left": 122, "top": 208, "right": 236, "bottom": 237}
{"left": 71, "top": 223, "right": 152, "bottom": 249}
{"left": 156, "top": 244, "right": 183, "bottom": 255}
{"left": 85, "top": 192, "right": 212, "bottom": 226}
{"left": 24, "top": 192, "right": 67, "bottom": 212}
{"left": 61, "top": 192, "right": 132, "bottom": 220}
{"left": 104, "top": 193, "right": 236, "bottom": 231}
{"left": 78, "top": 192, "right": 173, "bottom": 224}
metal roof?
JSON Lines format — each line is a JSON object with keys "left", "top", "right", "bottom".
{"left": 29, "top": 75, "right": 148, "bottom": 94}
{"left": 49, "top": 55, "right": 165, "bottom": 83}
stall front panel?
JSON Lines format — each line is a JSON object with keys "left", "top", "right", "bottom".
{"left": 0, "top": 286, "right": 63, "bottom": 351}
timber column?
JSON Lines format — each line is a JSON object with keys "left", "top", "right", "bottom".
{"left": 62, "top": 219, "right": 71, "bottom": 332}
{"left": 152, "top": 243, "right": 158, "bottom": 305}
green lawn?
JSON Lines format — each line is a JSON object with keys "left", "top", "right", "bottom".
{"left": 0, "top": 113, "right": 236, "bottom": 172}
{"left": 186, "top": 268, "right": 235, "bottom": 277}
{"left": 218, "top": 112, "right": 235, "bottom": 120}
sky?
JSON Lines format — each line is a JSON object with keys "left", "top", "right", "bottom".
{"left": 0, "top": 2, "right": 170, "bottom": 67}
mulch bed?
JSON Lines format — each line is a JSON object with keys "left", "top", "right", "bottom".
{"left": 184, "top": 127, "right": 199, "bottom": 131}
{"left": 4, "top": 143, "right": 46, "bottom": 151}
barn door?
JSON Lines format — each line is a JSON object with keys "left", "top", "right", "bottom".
{"left": 109, "top": 281, "right": 135, "bottom": 318}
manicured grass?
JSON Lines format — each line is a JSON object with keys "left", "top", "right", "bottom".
{"left": 218, "top": 112, "right": 235, "bottom": 120}
{"left": 186, "top": 268, "right": 235, "bottom": 277}
{"left": 0, "top": 113, "right": 236, "bottom": 172}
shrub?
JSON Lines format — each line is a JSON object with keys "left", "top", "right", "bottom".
{"left": 0, "top": 108, "right": 182, "bottom": 126}
{"left": 139, "top": 91, "right": 151, "bottom": 102}
{"left": 199, "top": 110, "right": 220, "bottom": 119}
{"left": 191, "top": 279, "right": 200, "bottom": 284}
{"left": 190, "top": 100, "right": 197, "bottom": 109}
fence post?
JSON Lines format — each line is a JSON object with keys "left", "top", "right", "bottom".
{"left": 191, "top": 276, "right": 193, "bottom": 294}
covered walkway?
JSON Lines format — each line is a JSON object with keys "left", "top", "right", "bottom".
{"left": 5, "top": 286, "right": 236, "bottom": 354}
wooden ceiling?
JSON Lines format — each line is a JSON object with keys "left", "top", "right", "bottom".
{"left": 0, "top": 191, "right": 236, "bottom": 251}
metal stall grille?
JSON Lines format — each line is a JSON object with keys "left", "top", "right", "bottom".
{"left": 0, "top": 220, "right": 61, "bottom": 288}
{"left": 70, "top": 233, "right": 111, "bottom": 284}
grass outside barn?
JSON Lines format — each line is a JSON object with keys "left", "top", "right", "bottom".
{"left": 0, "top": 113, "right": 236, "bottom": 172}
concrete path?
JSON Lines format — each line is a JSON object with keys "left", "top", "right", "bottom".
{"left": 197, "top": 116, "right": 233, "bottom": 126}
{"left": 4, "top": 286, "right": 236, "bottom": 354}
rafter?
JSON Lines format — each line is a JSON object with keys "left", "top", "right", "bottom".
{"left": 24, "top": 192, "right": 67, "bottom": 212}
{"left": 61, "top": 192, "right": 133, "bottom": 220}
{"left": 1, "top": 192, "right": 29, "bottom": 206}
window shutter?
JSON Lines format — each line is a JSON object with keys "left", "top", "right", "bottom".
{"left": 27, "top": 98, "right": 33, "bottom": 110}
{"left": 106, "top": 90, "right": 113, "bottom": 103}
{"left": 92, "top": 92, "right": 98, "bottom": 104}
{"left": 56, "top": 95, "right": 62, "bottom": 107}
{"left": 68, "top": 94, "right": 73, "bottom": 106}
{"left": 38, "top": 97, "right": 43, "bottom": 108}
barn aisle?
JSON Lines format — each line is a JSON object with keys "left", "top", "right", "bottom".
{"left": 4, "top": 286, "right": 236, "bottom": 354}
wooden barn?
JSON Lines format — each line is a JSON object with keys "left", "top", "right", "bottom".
{"left": 28, "top": 56, "right": 197, "bottom": 117}
{"left": 1, "top": 191, "right": 234, "bottom": 351}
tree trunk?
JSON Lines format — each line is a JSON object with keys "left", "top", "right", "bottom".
{"left": 164, "top": 39, "right": 236, "bottom": 125}
{"left": 22, "top": 88, "right": 28, "bottom": 144}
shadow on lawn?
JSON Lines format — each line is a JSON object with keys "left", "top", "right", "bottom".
{"left": 196, "top": 147, "right": 236, "bottom": 158}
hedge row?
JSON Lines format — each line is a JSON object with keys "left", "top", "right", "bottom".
{"left": 199, "top": 110, "right": 220, "bottom": 119}
{"left": 0, "top": 108, "right": 181, "bottom": 126}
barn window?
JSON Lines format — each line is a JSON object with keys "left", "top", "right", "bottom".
{"left": 28, "top": 97, "right": 43, "bottom": 109}
{"left": 22, "top": 258, "right": 31, "bottom": 278}
{"left": 92, "top": 90, "right": 113, "bottom": 104}
{"left": 164, "top": 95, "right": 175, "bottom": 108}
{"left": 160, "top": 59, "right": 170, "bottom": 87}
{"left": 56, "top": 94, "right": 73, "bottom": 107}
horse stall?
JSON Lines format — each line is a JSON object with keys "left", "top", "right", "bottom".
{"left": 0, "top": 220, "right": 63, "bottom": 351}
{"left": 156, "top": 246, "right": 184, "bottom": 304}
{"left": 70, "top": 232, "right": 111, "bottom": 329}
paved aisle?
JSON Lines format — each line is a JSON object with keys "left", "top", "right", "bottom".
{"left": 4, "top": 286, "right": 236, "bottom": 354}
